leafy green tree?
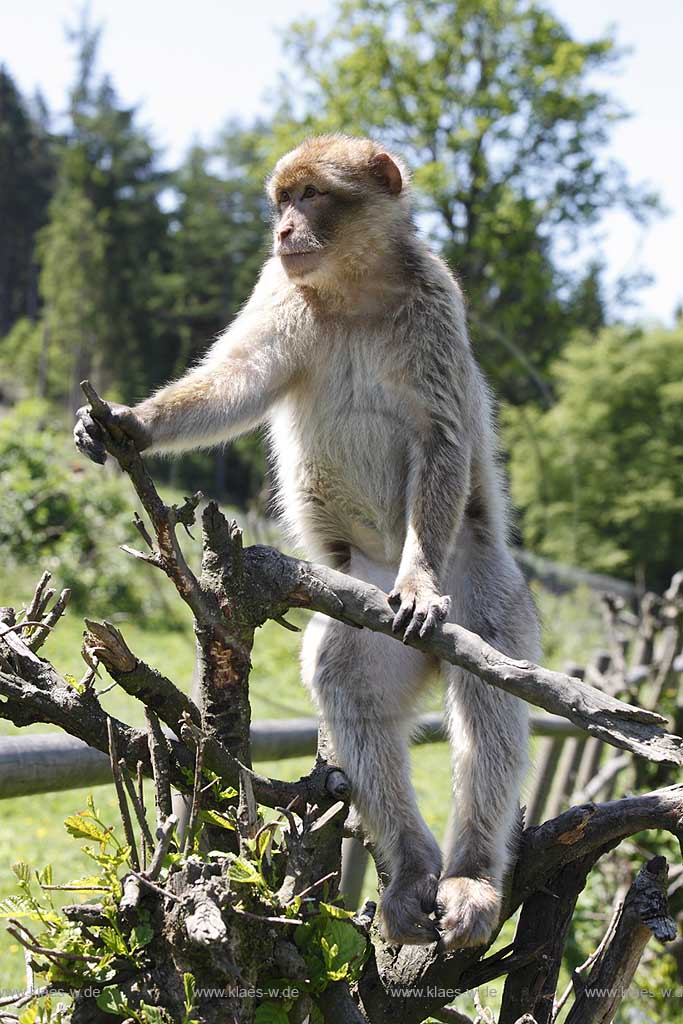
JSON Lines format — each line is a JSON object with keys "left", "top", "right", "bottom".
{"left": 58, "top": 15, "right": 171, "bottom": 401}
{"left": 163, "top": 128, "right": 271, "bottom": 502}
{"left": 0, "top": 67, "right": 55, "bottom": 336}
{"left": 503, "top": 324, "right": 683, "bottom": 587}
{"left": 170, "top": 128, "right": 269, "bottom": 374}
{"left": 0, "top": 400, "right": 179, "bottom": 616}
{"left": 37, "top": 185, "right": 108, "bottom": 410}
{"left": 275, "top": 0, "right": 658, "bottom": 400}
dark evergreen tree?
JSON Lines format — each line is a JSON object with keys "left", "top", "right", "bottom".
{"left": 163, "top": 127, "right": 271, "bottom": 503}
{"left": 0, "top": 67, "right": 55, "bottom": 337}
{"left": 58, "top": 17, "right": 171, "bottom": 401}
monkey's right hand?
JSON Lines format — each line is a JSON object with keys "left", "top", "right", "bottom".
{"left": 74, "top": 402, "right": 152, "bottom": 465}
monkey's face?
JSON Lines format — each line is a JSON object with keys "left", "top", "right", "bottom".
{"left": 268, "top": 136, "right": 408, "bottom": 287}
{"left": 272, "top": 183, "right": 335, "bottom": 282}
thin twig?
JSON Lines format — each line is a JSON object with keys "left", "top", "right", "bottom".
{"left": 29, "top": 588, "right": 70, "bottom": 652}
{"left": 0, "top": 987, "right": 50, "bottom": 1009}
{"left": 137, "top": 760, "right": 147, "bottom": 869}
{"left": 40, "top": 884, "right": 110, "bottom": 892}
{"left": 6, "top": 927, "right": 97, "bottom": 963}
{"left": 553, "top": 893, "right": 625, "bottom": 1019}
{"left": 147, "top": 813, "right": 179, "bottom": 880}
{"left": 145, "top": 708, "right": 173, "bottom": 826}
{"left": 183, "top": 733, "right": 206, "bottom": 855}
{"left": 273, "top": 615, "right": 301, "bottom": 633}
{"left": 295, "top": 870, "right": 339, "bottom": 901}
{"left": 0, "top": 621, "right": 54, "bottom": 638}
{"left": 24, "top": 572, "right": 52, "bottom": 622}
{"left": 129, "top": 869, "right": 181, "bottom": 903}
{"left": 229, "top": 906, "right": 303, "bottom": 927}
{"left": 95, "top": 680, "right": 118, "bottom": 696}
{"left": 133, "top": 511, "right": 155, "bottom": 551}
{"left": 120, "top": 543, "right": 160, "bottom": 566}
{"left": 121, "top": 760, "right": 155, "bottom": 857}
{"left": 107, "top": 717, "right": 140, "bottom": 870}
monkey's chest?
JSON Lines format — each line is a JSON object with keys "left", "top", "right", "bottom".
{"left": 272, "top": 347, "right": 410, "bottom": 557}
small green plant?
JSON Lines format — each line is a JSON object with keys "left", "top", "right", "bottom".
{"left": 95, "top": 974, "right": 199, "bottom": 1024}
{"left": 2, "top": 790, "right": 369, "bottom": 1024}
{"left": 0, "top": 400, "right": 181, "bottom": 618}
{"left": 0, "top": 796, "right": 163, "bottom": 1000}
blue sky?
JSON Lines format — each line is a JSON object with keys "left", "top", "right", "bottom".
{"left": 2, "top": 0, "right": 681, "bottom": 323}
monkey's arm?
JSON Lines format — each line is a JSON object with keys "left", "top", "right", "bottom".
{"left": 389, "top": 399, "right": 471, "bottom": 642}
{"left": 134, "top": 307, "right": 292, "bottom": 453}
{"left": 75, "top": 293, "right": 296, "bottom": 462}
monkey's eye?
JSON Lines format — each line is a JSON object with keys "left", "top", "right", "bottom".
{"left": 302, "top": 185, "right": 318, "bottom": 199}
{"left": 278, "top": 191, "right": 290, "bottom": 205}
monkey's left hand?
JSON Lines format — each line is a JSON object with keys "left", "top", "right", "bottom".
{"left": 74, "top": 402, "right": 152, "bottom": 465}
{"left": 388, "top": 570, "right": 451, "bottom": 643}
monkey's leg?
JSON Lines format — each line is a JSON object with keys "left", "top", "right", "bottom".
{"left": 437, "top": 547, "right": 540, "bottom": 950}
{"left": 301, "top": 555, "right": 441, "bottom": 944}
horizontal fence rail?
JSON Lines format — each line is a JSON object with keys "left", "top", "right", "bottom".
{"left": 0, "top": 712, "right": 578, "bottom": 800}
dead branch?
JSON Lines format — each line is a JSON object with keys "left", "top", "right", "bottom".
{"left": 553, "top": 893, "right": 625, "bottom": 1019}
{"left": 120, "top": 760, "right": 156, "bottom": 856}
{"left": 107, "top": 717, "right": 140, "bottom": 870}
{"left": 355, "top": 785, "right": 683, "bottom": 1024}
{"left": 243, "top": 546, "right": 682, "bottom": 766}
{"left": 83, "top": 618, "right": 201, "bottom": 734}
{"left": 183, "top": 728, "right": 206, "bottom": 856}
{"left": 28, "top": 588, "right": 71, "bottom": 652}
{"left": 147, "top": 813, "right": 179, "bottom": 879}
{"left": 564, "top": 856, "right": 676, "bottom": 1024}
{"left": 145, "top": 708, "right": 173, "bottom": 824}
{"left": 0, "top": 629, "right": 331, "bottom": 811}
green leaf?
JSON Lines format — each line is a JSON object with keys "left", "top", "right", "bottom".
{"left": 64, "top": 814, "right": 110, "bottom": 842}
{"left": 100, "top": 927, "right": 128, "bottom": 955}
{"left": 96, "top": 985, "right": 129, "bottom": 1015}
{"left": 258, "top": 827, "right": 275, "bottom": 861}
{"left": 319, "top": 918, "right": 367, "bottom": 979}
{"left": 318, "top": 901, "right": 354, "bottom": 919}
{"left": 65, "top": 672, "right": 85, "bottom": 693}
{"left": 37, "top": 863, "right": 53, "bottom": 887}
{"left": 131, "top": 922, "right": 154, "bottom": 950}
{"left": 199, "top": 809, "right": 235, "bottom": 831}
{"left": 183, "top": 972, "right": 197, "bottom": 1009}
{"left": 11, "top": 861, "right": 31, "bottom": 883}
{"left": 228, "top": 856, "right": 263, "bottom": 886}
{"left": 0, "top": 894, "right": 38, "bottom": 918}
{"left": 139, "top": 1005, "right": 168, "bottom": 1024}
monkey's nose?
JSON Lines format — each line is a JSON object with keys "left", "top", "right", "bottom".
{"left": 278, "top": 225, "right": 293, "bottom": 242}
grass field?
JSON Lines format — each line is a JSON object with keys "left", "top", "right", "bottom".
{"left": 0, "top": 500, "right": 608, "bottom": 1002}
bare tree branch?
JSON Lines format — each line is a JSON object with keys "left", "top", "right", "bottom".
{"left": 564, "top": 856, "right": 676, "bottom": 1024}
{"left": 82, "top": 618, "right": 201, "bottom": 734}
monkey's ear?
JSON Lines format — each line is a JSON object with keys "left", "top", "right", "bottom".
{"left": 369, "top": 152, "right": 402, "bottom": 196}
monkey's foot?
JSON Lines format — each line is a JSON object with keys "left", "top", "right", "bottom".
{"left": 435, "top": 876, "right": 500, "bottom": 951}
{"left": 379, "top": 872, "right": 439, "bottom": 945}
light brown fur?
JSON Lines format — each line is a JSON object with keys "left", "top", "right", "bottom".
{"left": 75, "top": 135, "right": 540, "bottom": 949}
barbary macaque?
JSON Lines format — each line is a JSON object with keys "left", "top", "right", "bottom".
{"left": 75, "top": 135, "right": 540, "bottom": 949}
